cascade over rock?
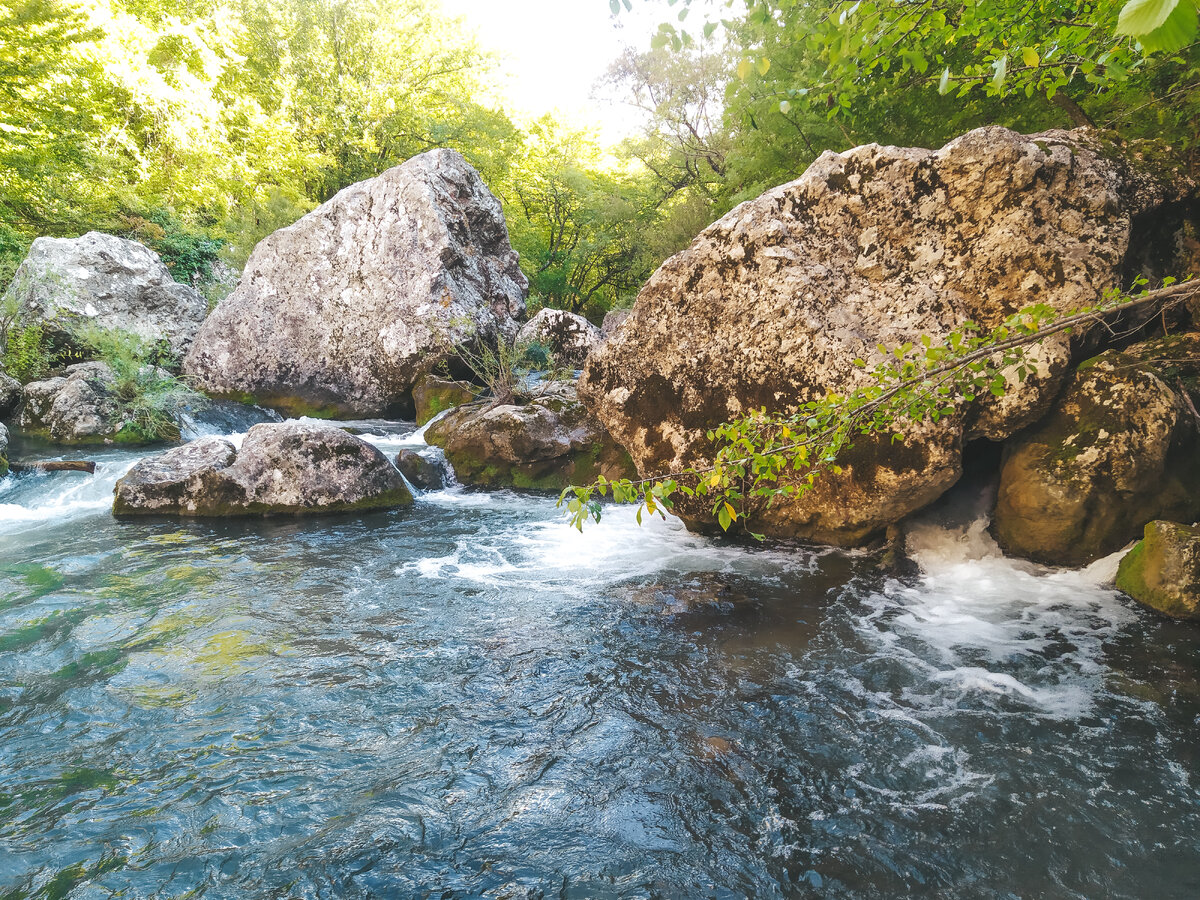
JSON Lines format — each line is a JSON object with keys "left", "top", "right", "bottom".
{"left": 425, "top": 380, "right": 635, "bottom": 491}
{"left": 580, "top": 127, "right": 1192, "bottom": 544}
{"left": 3, "top": 232, "right": 207, "bottom": 356}
{"left": 113, "top": 422, "right": 413, "bottom": 516}
{"left": 994, "top": 340, "right": 1200, "bottom": 566}
{"left": 184, "top": 149, "right": 528, "bottom": 418}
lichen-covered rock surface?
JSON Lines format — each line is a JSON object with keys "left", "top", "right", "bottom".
{"left": 3, "top": 232, "right": 207, "bottom": 356}
{"left": 581, "top": 126, "right": 1190, "bottom": 544}
{"left": 425, "top": 380, "right": 635, "bottom": 491}
{"left": 517, "top": 308, "right": 601, "bottom": 368}
{"left": 395, "top": 448, "right": 448, "bottom": 491}
{"left": 184, "top": 149, "right": 528, "bottom": 418}
{"left": 413, "top": 374, "right": 479, "bottom": 426}
{"left": 1116, "top": 521, "right": 1200, "bottom": 620}
{"left": 113, "top": 422, "right": 413, "bottom": 516}
{"left": 993, "top": 350, "right": 1200, "bottom": 566}
{"left": 19, "top": 363, "right": 128, "bottom": 444}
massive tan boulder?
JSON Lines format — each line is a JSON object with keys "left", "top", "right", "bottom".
{"left": 113, "top": 423, "right": 412, "bottom": 516}
{"left": 580, "top": 127, "right": 1191, "bottom": 544}
{"left": 994, "top": 341, "right": 1200, "bottom": 566}
{"left": 184, "top": 149, "right": 528, "bottom": 418}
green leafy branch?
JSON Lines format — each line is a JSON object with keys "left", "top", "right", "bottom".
{"left": 558, "top": 277, "right": 1199, "bottom": 533}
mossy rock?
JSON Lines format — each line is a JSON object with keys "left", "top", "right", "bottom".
{"left": 1117, "top": 521, "right": 1200, "bottom": 620}
{"left": 413, "top": 375, "right": 479, "bottom": 426}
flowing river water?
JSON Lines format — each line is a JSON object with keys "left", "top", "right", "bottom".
{"left": 2, "top": 414, "right": 1199, "bottom": 899}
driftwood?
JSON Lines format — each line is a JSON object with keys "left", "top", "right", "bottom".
{"left": 9, "top": 460, "right": 97, "bottom": 475}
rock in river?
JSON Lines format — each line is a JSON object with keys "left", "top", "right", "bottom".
{"left": 993, "top": 346, "right": 1200, "bottom": 566}
{"left": 581, "top": 126, "right": 1193, "bottom": 544}
{"left": 184, "top": 149, "right": 528, "bottom": 418}
{"left": 1117, "top": 521, "right": 1200, "bottom": 621}
{"left": 3, "top": 232, "right": 207, "bottom": 357}
{"left": 113, "top": 422, "right": 413, "bottom": 516}
{"left": 425, "top": 380, "right": 634, "bottom": 491}
{"left": 517, "top": 308, "right": 601, "bottom": 368}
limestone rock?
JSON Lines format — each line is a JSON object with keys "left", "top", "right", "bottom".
{"left": 0, "top": 372, "right": 22, "bottom": 420}
{"left": 425, "top": 380, "right": 635, "bottom": 491}
{"left": 413, "top": 374, "right": 478, "bottom": 426}
{"left": 3, "top": 232, "right": 207, "bottom": 357}
{"left": 600, "top": 308, "right": 631, "bottom": 340}
{"left": 184, "top": 149, "right": 528, "bottom": 418}
{"left": 581, "top": 126, "right": 1190, "bottom": 543}
{"left": 1116, "top": 521, "right": 1200, "bottom": 620}
{"left": 113, "top": 423, "right": 413, "bottom": 516}
{"left": 993, "top": 352, "right": 1200, "bottom": 566}
{"left": 395, "top": 448, "right": 448, "bottom": 491}
{"left": 19, "top": 363, "right": 125, "bottom": 444}
{"left": 0, "top": 422, "right": 8, "bottom": 477}
{"left": 517, "top": 308, "right": 601, "bottom": 368}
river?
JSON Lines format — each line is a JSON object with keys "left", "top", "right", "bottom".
{"left": 2, "top": 416, "right": 1199, "bottom": 898}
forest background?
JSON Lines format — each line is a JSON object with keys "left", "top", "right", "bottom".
{"left": 2, "top": 0, "right": 1196, "bottom": 321}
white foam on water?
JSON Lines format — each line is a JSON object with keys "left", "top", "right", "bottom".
{"left": 0, "top": 455, "right": 143, "bottom": 536}
{"left": 855, "top": 513, "right": 1138, "bottom": 722}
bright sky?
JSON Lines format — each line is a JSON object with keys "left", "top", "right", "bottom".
{"left": 438, "top": 0, "right": 664, "bottom": 145}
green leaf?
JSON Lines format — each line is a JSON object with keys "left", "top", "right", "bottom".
{"left": 1118, "top": 0, "right": 1199, "bottom": 52}
{"left": 779, "top": 99, "right": 791, "bottom": 114}
{"left": 990, "top": 54, "right": 1008, "bottom": 92}
{"left": 609, "top": 0, "right": 620, "bottom": 14}
{"left": 1021, "top": 46, "right": 1040, "bottom": 68}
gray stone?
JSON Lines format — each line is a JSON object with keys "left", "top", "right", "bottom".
{"left": 994, "top": 351, "right": 1200, "bottom": 566}
{"left": 395, "top": 448, "right": 448, "bottom": 491}
{"left": 3, "top": 232, "right": 207, "bottom": 357}
{"left": 581, "top": 127, "right": 1189, "bottom": 544}
{"left": 184, "top": 149, "right": 528, "bottom": 418}
{"left": 600, "top": 308, "right": 631, "bottom": 340}
{"left": 1116, "top": 520, "right": 1200, "bottom": 620}
{"left": 0, "top": 422, "right": 8, "bottom": 476}
{"left": 517, "top": 308, "right": 601, "bottom": 368}
{"left": 413, "top": 374, "right": 479, "bottom": 426}
{"left": 0, "top": 372, "right": 22, "bottom": 420}
{"left": 113, "top": 423, "right": 413, "bottom": 516}
{"left": 425, "top": 380, "right": 635, "bottom": 491}
{"left": 19, "top": 363, "right": 125, "bottom": 444}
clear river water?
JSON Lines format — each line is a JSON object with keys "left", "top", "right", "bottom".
{"left": 2, "top": 414, "right": 1199, "bottom": 899}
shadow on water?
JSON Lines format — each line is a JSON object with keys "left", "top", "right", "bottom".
{"left": 0, "top": 435, "right": 1199, "bottom": 898}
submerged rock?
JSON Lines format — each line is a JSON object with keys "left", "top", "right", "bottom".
{"left": 113, "top": 422, "right": 413, "bottom": 516}
{"left": 1117, "top": 521, "right": 1200, "bottom": 620}
{"left": 0, "top": 372, "right": 22, "bottom": 420}
{"left": 413, "top": 374, "right": 478, "bottom": 427}
{"left": 425, "top": 380, "right": 635, "bottom": 491}
{"left": 184, "top": 149, "right": 528, "bottom": 418}
{"left": 395, "top": 448, "right": 448, "bottom": 491}
{"left": 517, "top": 308, "right": 601, "bottom": 368}
{"left": 581, "top": 127, "right": 1192, "bottom": 544}
{"left": 3, "top": 232, "right": 207, "bottom": 357}
{"left": 993, "top": 351, "right": 1200, "bottom": 566}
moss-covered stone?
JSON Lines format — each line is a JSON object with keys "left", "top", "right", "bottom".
{"left": 994, "top": 351, "right": 1200, "bottom": 566}
{"left": 413, "top": 375, "right": 478, "bottom": 426}
{"left": 425, "top": 381, "right": 635, "bottom": 492}
{"left": 1116, "top": 521, "right": 1200, "bottom": 620}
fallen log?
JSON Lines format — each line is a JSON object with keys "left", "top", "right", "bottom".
{"left": 9, "top": 460, "right": 97, "bottom": 475}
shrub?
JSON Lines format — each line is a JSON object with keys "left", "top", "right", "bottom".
{"left": 122, "top": 209, "right": 222, "bottom": 285}
{"left": 76, "top": 325, "right": 205, "bottom": 441}
{"left": 1, "top": 314, "right": 53, "bottom": 384}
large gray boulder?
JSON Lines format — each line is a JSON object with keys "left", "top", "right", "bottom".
{"left": 994, "top": 343, "right": 1200, "bottom": 566}
{"left": 0, "top": 422, "right": 8, "bottom": 476}
{"left": 113, "top": 422, "right": 413, "bottom": 516}
{"left": 3, "top": 232, "right": 207, "bottom": 357}
{"left": 425, "top": 380, "right": 635, "bottom": 491}
{"left": 184, "top": 149, "right": 528, "bottom": 418}
{"left": 517, "top": 308, "right": 601, "bottom": 368}
{"left": 581, "top": 127, "right": 1191, "bottom": 544}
